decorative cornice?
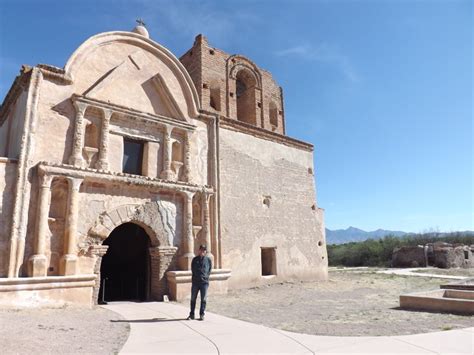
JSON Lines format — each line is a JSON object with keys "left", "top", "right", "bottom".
{"left": 72, "top": 95, "right": 197, "bottom": 132}
{"left": 218, "top": 116, "right": 314, "bottom": 152}
{"left": 0, "top": 66, "right": 32, "bottom": 124}
{"left": 36, "top": 161, "right": 214, "bottom": 194}
{"left": 37, "top": 64, "right": 73, "bottom": 85}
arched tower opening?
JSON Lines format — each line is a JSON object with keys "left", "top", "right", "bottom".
{"left": 236, "top": 69, "right": 257, "bottom": 125}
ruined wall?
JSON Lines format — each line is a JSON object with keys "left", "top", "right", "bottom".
{"left": 0, "top": 159, "right": 17, "bottom": 276}
{"left": 392, "top": 246, "right": 427, "bottom": 268}
{"left": 218, "top": 128, "right": 327, "bottom": 288}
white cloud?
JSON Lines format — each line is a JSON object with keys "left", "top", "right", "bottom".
{"left": 276, "top": 42, "right": 359, "bottom": 82}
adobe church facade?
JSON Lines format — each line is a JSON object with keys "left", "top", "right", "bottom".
{"left": 0, "top": 24, "right": 327, "bottom": 307}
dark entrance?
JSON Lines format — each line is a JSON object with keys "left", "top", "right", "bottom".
{"left": 99, "top": 223, "right": 150, "bottom": 302}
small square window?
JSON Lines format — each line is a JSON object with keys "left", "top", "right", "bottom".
{"left": 123, "top": 138, "right": 144, "bottom": 175}
{"left": 261, "top": 247, "right": 277, "bottom": 276}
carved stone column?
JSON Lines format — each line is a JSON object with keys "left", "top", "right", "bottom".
{"left": 179, "top": 191, "right": 195, "bottom": 270}
{"left": 28, "top": 173, "right": 53, "bottom": 277}
{"left": 69, "top": 101, "right": 88, "bottom": 167}
{"left": 97, "top": 109, "right": 112, "bottom": 170}
{"left": 202, "top": 192, "right": 214, "bottom": 263}
{"left": 59, "top": 177, "right": 83, "bottom": 276}
{"left": 87, "top": 245, "right": 109, "bottom": 304}
{"left": 160, "top": 125, "right": 173, "bottom": 180}
{"left": 182, "top": 131, "right": 192, "bottom": 183}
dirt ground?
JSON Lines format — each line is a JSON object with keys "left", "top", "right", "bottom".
{"left": 0, "top": 306, "right": 129, "bottom": 354}
{"left": 198, "top": 269, "right": 473, "bottom": 336}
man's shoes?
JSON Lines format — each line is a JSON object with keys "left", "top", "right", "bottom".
{"left": 187, "top": 315, "right": 195, "bottom": 320}
{"left": 198, "top": 315, "right": 205, "bottom": 321}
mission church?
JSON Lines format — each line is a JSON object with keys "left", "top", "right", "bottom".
{"left": 0, "top": 23, "right": 327, "bottom": 307}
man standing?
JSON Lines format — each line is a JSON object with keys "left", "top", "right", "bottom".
{"left": 187, "top": 244, "right": 212, "bottom": 321}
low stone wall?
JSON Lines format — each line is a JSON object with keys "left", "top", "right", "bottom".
{"left": 166, "top": 269, "right": 231, "bottom": 301}
{"left": 0, "top": 275, "right": 96, "bottom": 308}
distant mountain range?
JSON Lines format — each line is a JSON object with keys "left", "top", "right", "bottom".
{"left": 326, "top": 227, "right": 407, "bottom": 244}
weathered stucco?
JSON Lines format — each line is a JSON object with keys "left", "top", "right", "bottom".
{"left": 218, "top": 128, "right": 327, "bottom": 288}
{"left": 0, "top": 160, "right": 17, "bottom": 277}
{"left": 0, "top": 89, "right": 29, "bottom": 159}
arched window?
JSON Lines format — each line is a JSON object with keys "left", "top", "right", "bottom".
{"left": 269, "top": 101, "right": 278, "bottom": 129}
{"left": 236, "top": 70, "right": 257, "bottom": 125}
{"left": 209, "top": 80, "right": 221, "bottom": 111}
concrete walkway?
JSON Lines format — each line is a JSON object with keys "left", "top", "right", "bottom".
{"left": 103, "top": 302, "right": 473, "bottom": 355}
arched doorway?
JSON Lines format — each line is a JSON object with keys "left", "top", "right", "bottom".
{"left": 99, "top": 223, "right": 150, "bottom": 302}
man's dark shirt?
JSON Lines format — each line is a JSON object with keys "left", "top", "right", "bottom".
{"left": 191, "top": 255, "right": 212, "bottom": 284}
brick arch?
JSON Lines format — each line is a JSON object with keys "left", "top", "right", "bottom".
{"left": 227, "top": 55, "right": 262, "bottom": 88}
{"left": 88, "top": 202, "right": 170, "bottom": 247}
{"left": 228, "top": 63, "right": 261, "bottom": 90}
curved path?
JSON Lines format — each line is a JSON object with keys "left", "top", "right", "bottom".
{"left": 103, "top": 302, "right": 473, "bottom": 354}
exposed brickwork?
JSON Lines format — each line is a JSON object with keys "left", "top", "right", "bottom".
{"left": 180, "top": 35, "right": 285, "bottom": 134}
{"left": 149, "top": 246, "right": 178, "bottom": 300}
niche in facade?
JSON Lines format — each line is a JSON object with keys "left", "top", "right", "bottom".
{"left": 83, "top": 120, "right": 100, "bottom": 168}
{"left": 171, "top": 139, "right": 184, "bottom": 181}
{"left": 192, "top": 193, "right": 202, "bottom": 226}
{"left": 48, "top": 178, "right": 68, "bottom": 275}
{"left": 236, "top": 69, "right": 257, "bottom": 125}
{"left": 49, "top": 178, "right": 68, "bottom": 221}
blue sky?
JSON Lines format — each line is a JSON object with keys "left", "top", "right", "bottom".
{"left": 0, "top": 0, "right": 472, "bottom": 232}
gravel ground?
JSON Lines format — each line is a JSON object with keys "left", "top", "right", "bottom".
{"left": 197, "top": 269, "right": 473, "bottom": 336}
{"left": 0, "top": 306, "right": 129, "bottom": 354}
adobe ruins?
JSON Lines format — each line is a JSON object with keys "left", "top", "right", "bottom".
{"left": 392, "top": 242, "right": 474, "bottom": 269}
{"left": 0, "top": 24, "right": 327, "bottom": 307}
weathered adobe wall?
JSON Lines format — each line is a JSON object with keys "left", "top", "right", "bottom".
{"left": 0, "top": 89, "right": 29, "bottom": 159}
{"left": 218, "top": 128, "right": 327, "bottom": 288}
{"left": 21, "top": 179, "right": 184, "bottom": 277}
{"left": 180, "top": 35, "right": 284, "bottom": 133}
{"left": 0, "top": 160, "right": 17, "bottom": 277}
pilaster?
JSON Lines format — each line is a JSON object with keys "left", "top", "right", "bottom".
{"left": 160, "top": 125, "right": 173, "bottom": 180}
{"left": 27, "top": 173, "right": 53, "bottom": 277}
{"left": 202, "top": 191, "right": 214, "bottom": 263}
{"left": 59, "top": 177, "right": 83, "bottom": 275}
{"left": 178, "top": 191, "right": 195, "bottom": 270}
{"left": 69, "top": 101, "right": 88, "bottom": 167}
{"left": 182, "top": 131, "right": 192, "bottom": 183}
{"left": 96, "top": 109, "right": 112, "bottom": 170}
